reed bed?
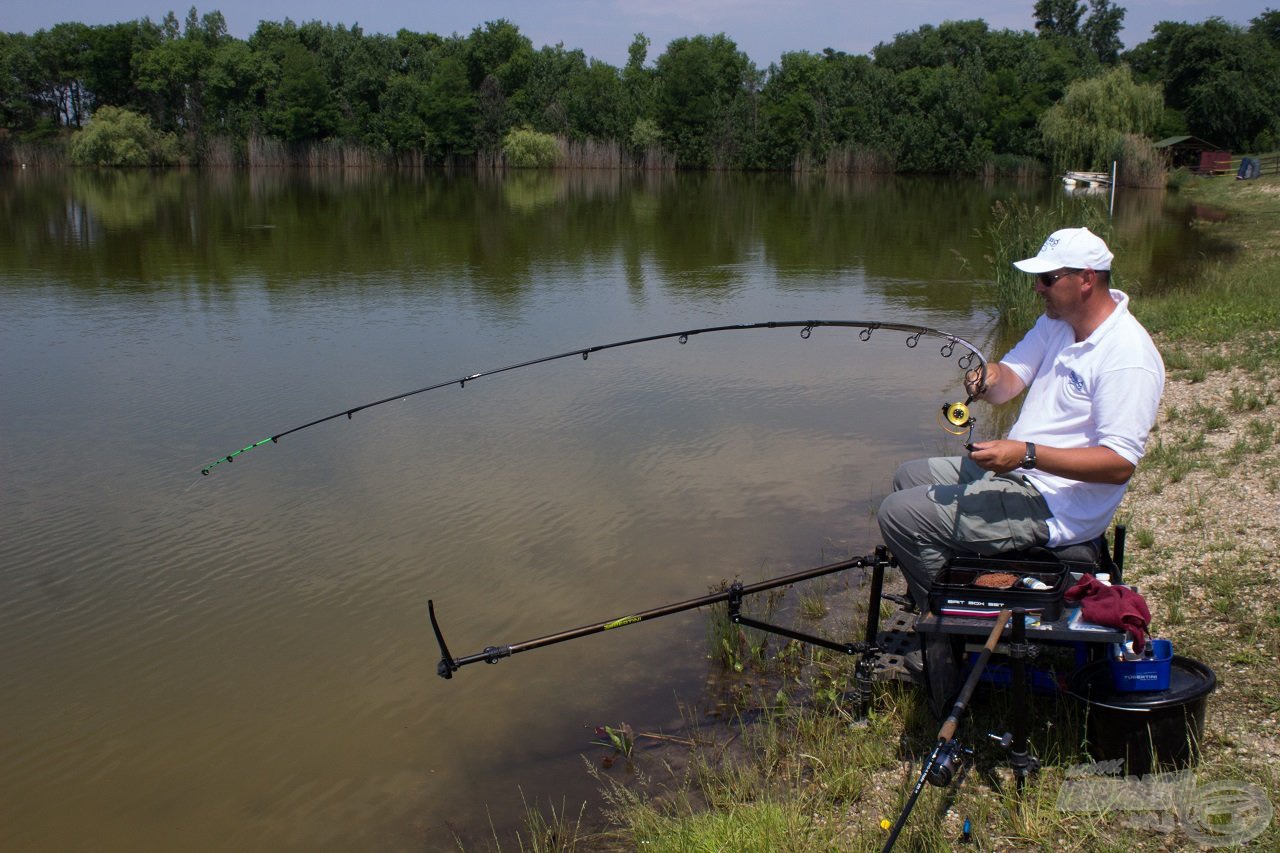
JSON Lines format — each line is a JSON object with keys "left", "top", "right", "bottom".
{"left": 245, "top": 134, "right": 290, "bottom": 167}
{"left": 636, "top": 144, "right": 677, "bottom": 171}
{"left": 197, "top": 135, "right": 239, "bottom": 167}
{"left": 985, "top": 197, "right": 1116, "bottom": 331}
{"left": 979, "top": 154, "right": 1047, "bottom": 180}
{"left": 558, "top": 136, "right": 627, "bottom": 169}
{"left": 1116, "top": 133, "right": 1167, "bottom": 189}
{"left": 822, "top": 146, "right": 894, "bottom": 175}
{"left": 1, "top": 140, "right": 68, "bottom": 168}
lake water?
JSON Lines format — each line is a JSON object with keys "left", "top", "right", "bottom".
{"left": 0, "top": 168, "right": 1224, "bottom": 850}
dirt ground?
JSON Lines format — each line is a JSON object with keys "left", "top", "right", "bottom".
{"left": 1118, "top": 341, "right": 1280, "bottom": 773}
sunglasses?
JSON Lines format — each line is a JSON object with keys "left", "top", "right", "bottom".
{"left": 1035, "top": 269, "right": 1082, "bottom": 287}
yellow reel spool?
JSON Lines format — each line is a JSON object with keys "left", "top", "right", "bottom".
{"left": 938, "top": 401, "right": 972, "bottom": 436}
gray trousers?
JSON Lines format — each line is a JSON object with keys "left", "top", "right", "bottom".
{"left": 876, "top": 456, "right": 1052, "bottom": 610}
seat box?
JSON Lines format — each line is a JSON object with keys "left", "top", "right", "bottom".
{"left": 929, "top": 558, "right": 1069, "bottom": 620}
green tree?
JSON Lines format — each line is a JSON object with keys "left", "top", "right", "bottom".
{"left": 871, "top": 21, "right": 1085, "bottom": 161}
{"left": 757, "top": 51, "right": 826, "bottom": 168}
{"left": 202, "top": 38, "right": 266, "bottom": 139}
{"left": 1039, "top": 65, "right": 1162, "bottom": 170}
{"left": 885, "top": 59, "right": 992, "bottom": 172}
{"left": 393, "top": 29, "right": 447, "bottom": 79}
{"left": 464, "top": 20, "right": 534, "bottom": 152}
{"left": 369, "top": 39, "right": 470, "bottom": 159}
{"left": 1252, "top": 8, "right": 1280, "bottom": 47}
{"left": 653, "top": 34, "right": 758, "bottom": 168}
{"left": 295, "top": 22, "right": 397, "bottom": 143}
{"left": 629, "top": 116, "right": 661, "bottom": 152}
{"left": 374, "top": 73, "right": 430, "bottom": 152}
{"left": 264, "top": 41, "right": 340, "bottom": 142}
{"left": 1161, "top": 19, "right": 1280, "bottom": 150}
{"left": 0, "top": 33, "right": 44, "bottom": 134}
{"left": 872, "top": 20, "right": 997, "bottom": 71}
{"left": 502, "top": 126, "right": 559, "bottom": 166}
{"left": 1123, "top": 21, "right": 1184, "bottom": 84}
{"left": 818, "top": 50, "right": 895, "bottom": 156}
{"left": 622, "top": 33, "right": 654, "bottom": 119}
{"left": 68, "top": 104, "right": 179, "bottom": 164}
{"left": 1034, "top": 0, "right": 1086, "bottom": 37}
{"left": 755, "top": 49, "right": 890, "bottom": 169}
{"left": 520, "top": 43, "right": 589, "bottom": 134}
{"left": 31, "top": 23, "right": 93, "bottom": 128}
{"left": 345, "top": 35, "right": 400, "bottom": 143}
{"left": 562, "top": 59, "right": 625, "bottom": 141}
{"left": 130, "top": 10, "right": 233, "bottom": 139}
{"left": 980, "top": 29, "right": 1085, "bottom": 155}
{"left": 1082, "top": 0, "right": 1126, "bottom": 64}
{"left": 160, "top": 10, "right": 180, "bottom": 40}
{"left": 133, "top": 28, "right": 210, "bottom": 136}
{"left": 1033, "top": 0, "right": 1121, "bottom": 66}
{"left": 422, "top": 54, "right": 476, "bottom": 161}
{"left": 185, "top": 8, "right": 228, "bottom": 45}
{"left": 83, "top": 21, "right": 160, "bottom": 112}
{"left": 464, "top": 19, "right": 534, "bottom": 94}
{"left": 1126, "top": 18, "right": 1280, "bottom": 149}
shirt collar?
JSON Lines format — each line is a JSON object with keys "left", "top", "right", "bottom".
{"left": 1077, "top": 288, "right": 1129, "bottom": 348}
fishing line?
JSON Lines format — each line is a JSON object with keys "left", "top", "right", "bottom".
{"left": 200, "top": 319, "right": 987, "bottom": 476}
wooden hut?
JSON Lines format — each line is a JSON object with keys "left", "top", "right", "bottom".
{"left": 1153, "top": 135, "right": 1229, "bottom": 173}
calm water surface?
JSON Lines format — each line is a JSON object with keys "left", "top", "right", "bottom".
{"left": 0, "top": 169, "right": 1225, "bottom": 850}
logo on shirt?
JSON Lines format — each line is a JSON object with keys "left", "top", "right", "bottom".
{"left": 1067, "top": 370, "right": 1086, "bottom": 393}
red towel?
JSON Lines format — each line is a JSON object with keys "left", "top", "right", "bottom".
{"left": 1066, "top": 574, "right": 1152, "bottom": 652}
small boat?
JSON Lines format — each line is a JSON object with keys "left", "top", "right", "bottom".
{"left": 1062, "top": 170, "right": 1112, "bottom": 187}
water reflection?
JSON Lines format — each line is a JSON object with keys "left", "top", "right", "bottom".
{"left": 1, "top": 169, "right": 1232, "bottom": 298}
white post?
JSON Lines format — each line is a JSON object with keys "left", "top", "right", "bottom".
{"left": 1109, "top": 160, "right": 1117, "bottom": 217}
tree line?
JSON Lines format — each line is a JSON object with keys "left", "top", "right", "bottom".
{"left": 2, "top": 1, "right": 1278, "bottom": 172}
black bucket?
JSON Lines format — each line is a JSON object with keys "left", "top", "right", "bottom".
{"left": 1067, "top": 655, "right": 1216, "bottom": 777}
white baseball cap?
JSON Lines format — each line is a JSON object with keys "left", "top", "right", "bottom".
{"left": 1013, "top": 227, "right": 1113, "bottom": 273}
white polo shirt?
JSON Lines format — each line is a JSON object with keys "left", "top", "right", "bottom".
{"left": 1002, "top": 289, "right": 1165, "bottom": 546}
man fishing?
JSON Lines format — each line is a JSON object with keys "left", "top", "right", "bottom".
{"left": 877, "top": 227, "right": 1165, "bottom": 613}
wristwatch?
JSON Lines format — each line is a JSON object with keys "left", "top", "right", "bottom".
{"left": 1019, "top": 441, "right": 1037, "bottom": 470}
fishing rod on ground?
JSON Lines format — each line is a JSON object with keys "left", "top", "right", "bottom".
{"left": 430, "top": 547, "right": 897, "bottom": 708}
{"left": 881, "top": 609, "right": 1013, "bottom": 853}
{"left": 199, "top": 319, "right": 988, "bottom": 476}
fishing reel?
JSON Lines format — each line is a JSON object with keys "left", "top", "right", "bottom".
{"left": 926, "top": 739, "right": 974, "bottom": 787}
{"left": 938, "top": 399, "right": 977, "bottom": 444}
{"left": 938, "top": 364, "right": 987, "bottom": 443}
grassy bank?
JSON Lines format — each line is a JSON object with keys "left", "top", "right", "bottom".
{"left": 500, "top": 172, "right": 1280, "bottom": 852}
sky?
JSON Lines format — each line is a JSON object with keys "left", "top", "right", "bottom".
{"left": 4, "top": 1, "right": 1274, "bottom": 67}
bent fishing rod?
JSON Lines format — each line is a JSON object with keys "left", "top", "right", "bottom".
{"left": 429, "top": 548, "right": 895, "bottom": 680}
{"left": 200, "top": 320, "right": 988, "bottom": 475}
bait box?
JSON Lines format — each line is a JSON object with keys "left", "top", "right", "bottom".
{"left": 1108, "top": 638, "right": 1173, "bottom": 692}
{"left": 929, "top": 558, "right": 1069, "bottom": 620}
